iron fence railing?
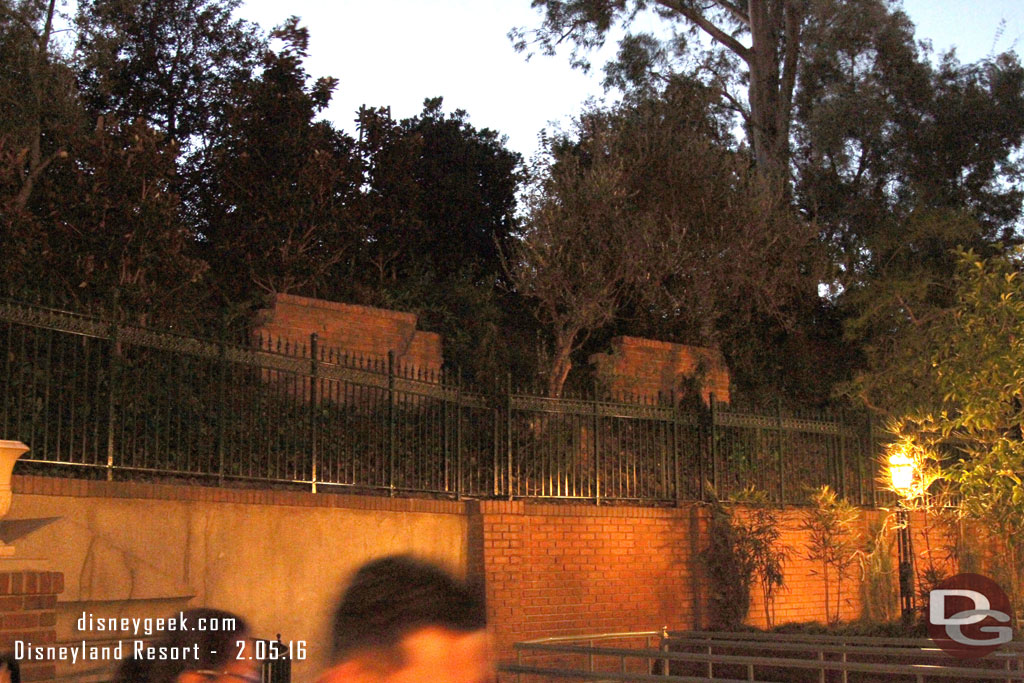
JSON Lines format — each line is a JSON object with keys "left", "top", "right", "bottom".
{"left": 0, "top": 298, "right": 891, "bottom": 504}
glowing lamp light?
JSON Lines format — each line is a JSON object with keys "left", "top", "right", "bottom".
{"left": 888, "top": 450, "right": 916, "bottom": 497}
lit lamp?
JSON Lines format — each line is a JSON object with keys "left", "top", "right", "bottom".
{"left": 888, "top": 450, "right": 915, "bottom": 496}
{"left": 887, "top": 448, "right": 917, "bottom": 619}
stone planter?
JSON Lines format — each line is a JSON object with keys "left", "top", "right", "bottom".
{"left": 0, "top": 441, "right": 27, "bottom": 555}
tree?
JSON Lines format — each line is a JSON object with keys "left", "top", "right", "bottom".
{"left": 732, "top": 487, "right": 787, "bottom": 629}
{"left": 514, "top": 0, "right": 807, "bottom": 191}
{"left": 2, "top": 116, "right": 208, "bottom": 323}
{"left": 74, "top": 0, "right": 264, "bottom": 149}
{"left": 811, "top": 45, "right": 1024, "bottom": 412}
{"left": 348, "top": 99, "right": 528, "bottom": 383}
{"left": 1, "top": 0, "right": 207, "bottom": 322}
{"left": 801, "top": 485, "right": 860, "bottom": 625}
{"left": 508, "top": 85, "right": 813, "bottom": 397}
{"left": 355, "top": 99, "right": 522, "bottom": 290}
{"left": 894, "top": 250, "right": 1024, "bottom": 628}
{"left": 0, "top": 0, "right": 82, "bottom": 211}
{"left": 193, "top": 18, "right": 362, "bottom": 306}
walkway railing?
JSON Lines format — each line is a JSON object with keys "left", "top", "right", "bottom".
{"left": 503, "top": 630, "right": 1024, "bottom": 682}
{"left": 1, "top": 297, "right": 887, "bottom": 504}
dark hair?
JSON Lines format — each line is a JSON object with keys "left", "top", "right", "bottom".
{"left": 114, "top": 608, "right": 248, "bottom": 683}
{"left": 0, "top": 652, "right": 19, "bottom": 683}
{"left": 331, "top": 555, "right": 486, "bottom": 663}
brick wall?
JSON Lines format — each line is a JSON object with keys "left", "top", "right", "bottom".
{"left": 468, "top": 502, "right": 955, "bottom": 664}
{"left": 589, "top": 336, "right": 731, "bottom": 405}
{"left": 255, "top": 293, "right": 443, "bottom": 375}
{"left": 468, "top": 501, "right": 707, "bottom": 662}
{"left": 0, "top": 570, "right": 63, "bottom": 682}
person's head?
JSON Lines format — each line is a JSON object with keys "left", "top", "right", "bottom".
{"left": 320, "top": 555, "right": 490, "bottom": 683}
{"left": 0, "top": 652, "right": 19, "bottom": 683}
{"left": 115, "top": 608, "right": 258, "bottom": 683}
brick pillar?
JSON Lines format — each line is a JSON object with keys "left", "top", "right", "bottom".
{"left": 466, "top": 500, "right": 525, "bottom": 664}
{"left": 0, "top": 570, "right": 64, "bottom": 682}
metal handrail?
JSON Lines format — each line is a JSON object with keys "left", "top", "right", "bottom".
{"left": 507, "top": 631, "right": 1024, "bottom": 682}
{"left": 666, "top": 628, "right": 1024, "bottom": 650}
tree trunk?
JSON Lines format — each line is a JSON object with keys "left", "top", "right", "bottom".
{"left": 546, "top": 329, "right": 577, "bottom": 398}
{"left": 744, "top": 0, "right": 800, "bottom": 196}
{"left": 14, "top": 0, "right": 60, "bottom": 212}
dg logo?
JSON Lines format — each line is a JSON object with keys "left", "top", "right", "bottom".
{"left": 927, "top": 573, "right": 1013, "bottom": 658}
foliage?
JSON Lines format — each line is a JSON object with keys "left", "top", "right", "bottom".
{"left": 74, "top": 0, "right": 264, "bottom": 148}
{"left": 353, "top": 98, "right": 522, "bottom": 292}
{"left": 0, "top": 0, "right": 84, "bottom": 212}
{"left": 508, "top": 85, "right": 814, "bottom": 396}
{"left": 699, "top": 486, "right": 787, "bottom": 629}
{"left": 801, "top": 485, "right": 860, "bottom": 625}
{"left": 701, "top": 488, "right": 754, "bottom": 629}
{"left": 3, "top": 117, "right": 208, "bottom": 324}
{"left": 857, "top": 515, "right": 897, "bottom": 623}
{"left": 513, "top": 0, "right": 809, "bottom": 190}
{"left": 800, "top": 9, "right": 1024, "bottom": 413}
{"left": 732, "top": 486, "right": 787, "bottom": 629}
{"left": 892, "top": 249, "right": 1024, "bottom": 628}
{"left": 191, "top": 18, "right": 361, "bottom": 305}
{"left": 346, "top": 99, "right": 528, "bottom": 383}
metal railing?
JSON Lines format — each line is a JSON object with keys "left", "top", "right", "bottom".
{"left": 1, "top": 297, "right": 889, "bottom": 504}
{"left": 504, "top": 630, "right": 1024, "bottom": 682}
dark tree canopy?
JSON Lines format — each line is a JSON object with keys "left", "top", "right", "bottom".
{"left": 510, "top": 85, "right": 815, "bottom": 396}
{"left": 348, "top": 99, "right": 528, "bottom": 382}
{"left": 192, "top": 18, "right": 363, "bottom": 305}
{"left": 75, "top": 0, "right": 264, "bottom": 147}
{"left": 514, "top": 0, "right": 807, "bottom": 192}
{"left": 354, "top": 98, "right": 522, "bottom": 291}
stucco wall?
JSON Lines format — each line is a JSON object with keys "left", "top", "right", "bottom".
{"left": 7, "top": 477, "right": 468, "bottom": 683}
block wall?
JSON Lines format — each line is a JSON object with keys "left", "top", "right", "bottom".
{"left": 590, "top": 336, "right": 731, "bottom": 405}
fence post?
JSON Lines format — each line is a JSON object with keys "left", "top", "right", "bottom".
{"left": 866, "top": 413, "right": 876, "bottom": 507}
{"left": 777, "top": 398, "right": 785, "bottom": 504}
{"left": 309, "top": 333, "right": 318, "bottom": 494}
{"left": 709, "top": 393, "right": 718, "bottom": 497}
{"left": 455, "top": 369, "right": 462, "bottom": 500}
{"left": 387, "top": 350, "right": 396, "bottom": 496}
{"left": 492, "top": 376, "right": 499, "bottom": 497}
{"left": 105, "top": 321, "right": 120, "bottom": 481}
{"left": 593, "top": 381, "right": 601, "bottom": 505}
{"left": 442, "top": 370, "right": 449, "bottom": 494}
{"left": 506, "top": 372, "right": 513, "bottom": 501}
{"left": 838, "top": 407, "right": 847, "bottom": 500}
{"left": 672, "top": 390, "right": 681, "bottom": 505}
{"left": 216, "top": 338, "right": 227, "bottom": 485}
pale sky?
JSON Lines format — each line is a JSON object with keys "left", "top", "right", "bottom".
{"left": 237, "top": 0, "right": 1024, "bottom": 160}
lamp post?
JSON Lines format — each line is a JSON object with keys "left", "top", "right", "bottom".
{"left": 887, "top": 449, "right": 916, "bottom": 619}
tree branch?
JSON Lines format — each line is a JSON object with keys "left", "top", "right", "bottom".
{"left": 710, "top": 0, "right": 750, "bottom": 28}
{"left": 654, "top": 0, "right": 750, "bottom": 62}
{"left": 0, "top": 5, "right": 41, "bottom": 44}
{"left": 12, "top": 147, "right": 65, "bottom": 211}
{"left": 777, "top": 0, "right": 801, "bottom": 133}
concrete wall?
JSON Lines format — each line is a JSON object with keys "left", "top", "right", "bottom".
{"left": 7, "top": 477, "right": 467, "bottom": 683}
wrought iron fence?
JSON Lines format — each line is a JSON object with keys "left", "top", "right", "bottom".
{"left": 0, "top": 298, "right": 888, "bottom": 505}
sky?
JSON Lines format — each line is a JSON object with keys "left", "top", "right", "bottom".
{"left": 236, "top": 1, "right": 1024, "bottom": 161}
